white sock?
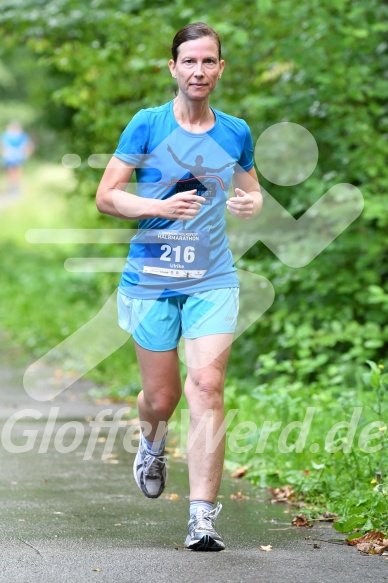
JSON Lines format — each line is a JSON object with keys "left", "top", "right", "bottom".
{"left": 141, "top": 431, "right": 167, "bottom": 455}
{"left": 190, "top": 500, "right": 214, "bottom": 518}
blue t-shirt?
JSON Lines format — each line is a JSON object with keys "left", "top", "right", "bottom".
{"left": 114, "top": 100, "right": 254, "bottom": 299}
{"left": 2, "top": 130, "right": 30, "bottom": 166}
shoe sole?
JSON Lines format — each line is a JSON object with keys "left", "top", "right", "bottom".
{"left": 185, "top": 534, "right": 225, "bottom": 552}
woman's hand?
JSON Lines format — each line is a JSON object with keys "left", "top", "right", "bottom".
{"left": 226, "top": 188, "right": 255, "bottom": 219}
{"left": 157, "top": 190, "right": 206, "bottom": 221}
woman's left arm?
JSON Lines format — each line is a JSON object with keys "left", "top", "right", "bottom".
{"left": 227, "top": 167, "right": 263, "bottom": 220}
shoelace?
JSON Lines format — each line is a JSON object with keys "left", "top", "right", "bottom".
{"left": 192, "top": 502, "right": 222, "bottom": 531}
{"left": 142, "top": 452, "right": 167, "bottom": 479}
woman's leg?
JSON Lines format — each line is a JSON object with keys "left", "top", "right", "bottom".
{"left": 134, "top": 341, "right": 182, "bottom": 441}
{"left": 132, "top": 342, "right": 182, "bottom": 498}
{"left": 183, "top": 333, "right": 233, "bottom": 502}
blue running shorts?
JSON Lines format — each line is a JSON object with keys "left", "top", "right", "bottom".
{"left": 117, "top": 287, "right": 239, "bottom": 351}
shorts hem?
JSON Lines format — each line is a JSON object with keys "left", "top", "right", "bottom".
{"left": 183, "top": 328, "right": 236, "bottom": 339}
{"left": 132, "top": 334, "right": 179, "bottom": 352}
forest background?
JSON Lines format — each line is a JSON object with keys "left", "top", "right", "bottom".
{"left": 0, "top": 0, "right": 387, "bottom": 535}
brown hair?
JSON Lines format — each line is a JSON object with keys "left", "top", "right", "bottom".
{"left": 171, "top": 22, "right": 222, "bottom": 62}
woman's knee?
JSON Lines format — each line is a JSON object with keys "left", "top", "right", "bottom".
{"left": 140, "top": 387, "right": 181, "bottom": 418}
{"left": 184, "top": 374, "right": 224, "bottom": 410}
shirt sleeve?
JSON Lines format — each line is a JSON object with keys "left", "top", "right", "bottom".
{"left": 113, "top": 110, "right": 150, "bottom": 165}
{"left": 235, "top": 121, "right": 254, "bottom": 172}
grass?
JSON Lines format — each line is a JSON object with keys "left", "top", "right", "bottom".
{"left": 222, "top": 360, "right": 387, "bottom": 534}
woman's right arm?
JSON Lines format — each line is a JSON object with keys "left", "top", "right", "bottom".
{"left": 96, "top": 156, "right": 206, "bottom": 221}
{"left": 96, "top": 156, "right": 159, "bottom": 220}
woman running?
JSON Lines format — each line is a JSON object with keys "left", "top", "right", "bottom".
{"left": 96, "top": 22, "right": 262, "bottom": 551}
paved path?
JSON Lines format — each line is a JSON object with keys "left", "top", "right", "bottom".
{"left": 0, "top": 341, "right": 386, "bottom": 583}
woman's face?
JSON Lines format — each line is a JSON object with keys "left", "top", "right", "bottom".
{"left": 169, "top": 36, "right": 225, "bottom": 102}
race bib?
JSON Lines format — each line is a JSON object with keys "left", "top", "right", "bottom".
{"left": 143, "top": 230, "right": 210, "bottom": 278}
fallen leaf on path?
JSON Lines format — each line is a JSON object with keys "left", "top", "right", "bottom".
{"left": 230, "top": 491, "right": 249, "bottom": 500}
{"left": 346, "top": 531, "right": 388, "bottom": 555}
{"left": 346, "top": 530, "right": 386, "bottom": 545}
{"left": 374, "top": 544, "right": 388, "bottom": 554}
{"left": 94, "top": 398, "right": 116, "bottom": 405}
{"left": 306, "top": 540, "right": 321, "bottom": 549}
{"left": 268, "top": 485, "right": 295, "bottom": 503}
{"left": 54, "top": 368, "right": 76, "bottom": 380}
{"left": 173, "top": 541, "right": 190, "bottom": 550}
{"left": 161, "top": 493, "right": 180, "bottom": 500}
{"left": 292, "top": 514, "right": 313, "bottom": 527}
{"left": 230, "top": 466, "right": 248, "bottom": 479}
{"left": 259, "top": 545, "right": 273, "bottom": 552}
{"left": 315, "top": 511, "right": 338, "bottom": 522}
{"left": 103, "top": 453, "right": 119, "bottom": 464}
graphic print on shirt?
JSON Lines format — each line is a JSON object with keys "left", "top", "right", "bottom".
{"left": 140, "top": 137, "right": 236, "bottom": 280}
{"left": 164, "top": 144, "right": 234, "bottom": 205}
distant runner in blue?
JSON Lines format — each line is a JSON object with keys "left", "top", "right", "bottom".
{"left": 96, "top": 22, "right": 263, "bottom": 551}
{"left": 1, "top": 121, "right": 34, "bottom": 193}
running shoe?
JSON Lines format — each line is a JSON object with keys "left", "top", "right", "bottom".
{"left": 184, "top": 502, "right": 225, "bottom": 551}
{"left": 133, "top": 440, "right": 167, "bottom": 499}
